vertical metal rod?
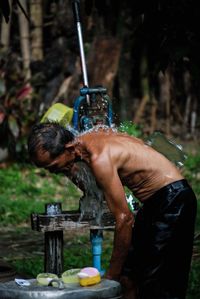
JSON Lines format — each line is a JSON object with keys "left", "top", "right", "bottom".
{"left": 76, "top": 22, "right": 89, "bottom": 88}
{"left": 72, "top": 0, "right": 90, "bottom": 105}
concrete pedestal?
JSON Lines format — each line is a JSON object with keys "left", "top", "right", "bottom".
{"left": 0, "top": 278, "right": 122, "bottom": 299}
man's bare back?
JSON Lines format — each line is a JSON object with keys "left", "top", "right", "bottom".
{"left": 77, "top": 130, "right": 183, "bottom": 202}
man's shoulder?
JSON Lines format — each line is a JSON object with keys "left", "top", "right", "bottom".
{"left": 90, "top": 150, "right": 111, "bottom": 165}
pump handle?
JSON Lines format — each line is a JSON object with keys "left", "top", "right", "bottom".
{"left": 72, "top": 0, "right": 90, "bottom": 103}
{"left": 72, "top": 0, "right": 81, "bottom": 23}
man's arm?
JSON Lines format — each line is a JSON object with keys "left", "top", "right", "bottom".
{"left": 91, "top": 158, "right": 134, "bottom": 281}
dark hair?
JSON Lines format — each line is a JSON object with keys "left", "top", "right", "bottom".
{"left": 28, "top": 122, "right": 74, "bottom": 162}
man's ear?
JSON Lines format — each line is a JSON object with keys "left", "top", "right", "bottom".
{"left": 64, "top": 143, "right": 75, "bottom": 153}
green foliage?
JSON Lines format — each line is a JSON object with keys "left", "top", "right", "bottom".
{"left": 63, "top": 236, "right": 93, "bottom": 270}
{"left": 118, "top": 121, "right": 142, "bottom": 137}
{"left": 0, "top": 163, "right": 81, "bottom": 226}
{"left": 12, "top": 257, "right": 43, "bottom": 278}
{"left": 0, "top": 50, "right": 40, "bottom": 163}
{"left": 184, "top": 154, "right": 200, "bottom": 181}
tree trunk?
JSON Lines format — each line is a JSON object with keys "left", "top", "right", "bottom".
{"left": 0, "top": 0, "right": 11, "bottom": 50}
{"left": 133, "top": 95, "right": 148, "bottom": 125}
{"left": 87, "top": 36, "right": 121, "bottom": 97}
{"left": 118, "top": 46, "right": 132, "bottom": 121}
{"left": 190, "top": 97, "right": 197, "bottom": 137}
{"left": 183, "top": 70, "right": 192, "bottom": 130}
{"left": 18, "top": 0, "right": 31, "bottom": 80}
{"left": 133, "top": 52, "right": 150, "bottom": 125}
{"left": 158, "top": 69, "right": 171, "bottom": 136}
{"left": 30, "top": 0, "right": 43, "bottom": 61}
{"left": 150, "top": 93, "right": 157, "bottom": 133}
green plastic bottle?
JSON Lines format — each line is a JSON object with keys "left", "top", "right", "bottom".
{"left": 145, "top": 131, "right": 187, "bottom": 168}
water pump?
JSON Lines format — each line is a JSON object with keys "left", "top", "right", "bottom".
{"left": 71, "top": 0, "right": 113, "bottom": 132}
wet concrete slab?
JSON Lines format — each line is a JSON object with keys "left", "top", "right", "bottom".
{"left": 0, "top": 278, "right": 122, "bottom": 299}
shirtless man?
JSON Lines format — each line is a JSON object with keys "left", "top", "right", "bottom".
{"left": 28, "top": 122, "right": 197, "bottom": 299}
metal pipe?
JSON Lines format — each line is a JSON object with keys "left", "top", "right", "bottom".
{"left": 76, "top": 22, "right": 89, "bottom": 88}
{"left": 72, "top": 94, "right": 86, "bottom": 130}
{"left": 90, "top": 230, "right": 105, "bottom": 276}
{"left": 72, "top": 0, "right": 90, "bottom": 105}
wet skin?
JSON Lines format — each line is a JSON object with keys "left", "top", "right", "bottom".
{"left": 35, "top": 129, "right": 183, "bottom": 282}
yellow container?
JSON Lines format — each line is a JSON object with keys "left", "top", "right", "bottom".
{"left": 41, "top": 103, "right": 73, "bottom": 127}
{"left": 79, "top": 274, "right": 101, "bottom": 287}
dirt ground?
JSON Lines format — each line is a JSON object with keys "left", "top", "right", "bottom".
{"left": 0, "top": 226, "right": 91, "bottom": 262}
{"left": 0, "top": 228, "right": 44, "bottom": 262}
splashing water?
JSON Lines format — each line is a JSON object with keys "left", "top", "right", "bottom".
{"left": 66, "top": 124, "right": 79, "bottom": 136}
{"left": 73, "top": 162, "right": 105, "bottom": 226}
{"left": 78, "top": 124, "right": 118, "bottom": 136}
{"left": 145, "top": 131, "right": 187, "bottom": 168}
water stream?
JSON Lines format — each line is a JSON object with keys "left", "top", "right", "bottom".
{"left": 73, "top": 161, "right": 105, "bottom": 226}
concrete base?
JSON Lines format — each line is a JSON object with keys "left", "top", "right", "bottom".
{"left": 0, "top": 278, "right": 122, "bottom": 299}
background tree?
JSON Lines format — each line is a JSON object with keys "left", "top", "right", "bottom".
{"left": 18, "top": 0, "right": 31, "bottom": 80}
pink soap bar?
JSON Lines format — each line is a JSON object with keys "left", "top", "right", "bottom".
{"left": 80, "top": 267, "right": 99, "bottom": 277}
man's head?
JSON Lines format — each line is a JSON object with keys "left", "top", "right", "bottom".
{"left": 28, "top": 122, "right": 75, "bottom": 172}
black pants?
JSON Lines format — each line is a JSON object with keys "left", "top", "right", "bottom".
{"left": 122, "top": 179, "right": 197, "bottom": 299}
